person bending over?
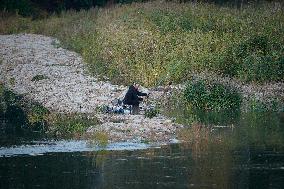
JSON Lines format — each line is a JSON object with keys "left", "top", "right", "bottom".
{"left": 123, "top": 83, "right": 148, "bottom": 114}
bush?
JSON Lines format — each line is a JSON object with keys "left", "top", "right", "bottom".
{"left": 47, "top": 114, "right": 99, "bottom": 138}
{"left": 184, "top": 79, "right": 242, "bottom": 111}
{"left": 144, "top": 107, "right": 159, "bottom": 118}
{"left": 31, "top": 74, "right": 48, "bottom": 81}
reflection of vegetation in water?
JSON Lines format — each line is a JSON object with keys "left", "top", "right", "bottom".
{"left": 236, "top": 112, "right": 284, "bottom": 148}
{"left": 171, "top": 86, "right": 284, "bottom": 187}
{"left": 178, "top": 127, "right": 233, "bottom": 189}
{"left": 176, "top": 111, "right": 284, "bottom": 188}
{"left": 176, "top": 110, "right": 284, "bottom": 148}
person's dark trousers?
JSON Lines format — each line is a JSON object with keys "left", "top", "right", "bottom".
{"left": 132, "top": 104, "right": 139, "bottom": 115}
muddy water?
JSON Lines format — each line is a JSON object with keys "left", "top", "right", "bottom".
{"left": 0, "top": 112, "right": 284, "bottom": 189}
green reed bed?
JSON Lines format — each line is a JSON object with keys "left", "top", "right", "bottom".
{"left": 1, "top": 1, "right": 283, "bottom": 86}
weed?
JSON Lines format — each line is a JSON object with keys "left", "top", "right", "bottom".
{"left": 31, "top": 74, "right": 48, "bottom": 81}
{"left": 184, "top": 79, "right": 242, "bottom": 111}
{"left": 89, "top": 132, "right": 109, "bottom": 147}
{"left": 47, "top": 114, "right": 100, "bottom": 138}
{"left": 9, "top": 77, "right": 15, "bottom": 86}
{"left": 144, "top": 107, "right": 159, "bottom": 118}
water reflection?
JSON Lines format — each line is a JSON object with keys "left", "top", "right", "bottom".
{"left": 0, "top": 113, "right": 284, "bottom": 188}
{"left": 1, "top": 143, "right": 283, "bottom": 188}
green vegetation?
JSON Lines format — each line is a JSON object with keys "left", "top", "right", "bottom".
{"left": 0, "top": 84, "right": 99, "bottom": 137}
{"left": 9, "top": 77, "right": 16, "bottom": 86}
{"left": 0, "top": 84, "right": 28, "bottom": 126}
{"left": 184, "top": 79, "right": 242, "bottom": 111}
{"left": 88, "top": 131, "right": 109, "bottom": 147}
{"left": 47, "top": 114, "right": 100, "bottom": 138}
{"left": 0, "top": 1, "right": 283, "bottom": 133}
{"left": 247, "top": 96, "right": 282, "bottom": 112}
{"left": 26, "top": 103, "right": 49, "bottom": 127}
{"left": 144, "top": 107, "right": 159, "bottom": 118}
{"left": 0, "top": 1, "right": 283, "bottom": 86}
{"left": 31, "top": 74, "right": 48, "bottom": 81}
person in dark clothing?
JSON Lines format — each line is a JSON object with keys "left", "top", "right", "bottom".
{"left": 123, "top": 83, "right": 148, "bottom": 114}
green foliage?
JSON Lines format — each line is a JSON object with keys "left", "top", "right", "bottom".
{"left": 0, "top": 86, "right": 29, "bottom": 127}
{"left": 95, "top": 104, "right": 109, "bottom": 113}
{"left": 247, "top": 97, "right": 282, "bottom": 112}
{"left": 144, "top": 107, "right": 159, "bottom": 118}
{"left": 31, "top": 74, "right": 48, "bottom": 81}
{"left": 0, "top": 84, "right": 99, "bottom": 137}
{"left": 89, "top": 132, "right": 109, "bottom": 147}
{"left": 0, "top": 1, "right": 283, "bottom": 85}
{"left": 162, "top": 92, "right": 241, "bottom": 126}
{"left": 27, "top": 103, "right": 49, "bottom": 126}
{"left": 218, "top": 35, "right": 284, "bottom": 82}
{"left": 49, "top": 114, "right": 99, "bottom": 137}
{"left": 9, "top": 77, "right": 16, "bottom": 86}
{"left": 184, "top": 79, "right": 242, "bottom": 111}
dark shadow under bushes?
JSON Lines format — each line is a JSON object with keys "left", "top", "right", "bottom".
{"left": 0, "top": 0, "right": 150, "bottom": 18}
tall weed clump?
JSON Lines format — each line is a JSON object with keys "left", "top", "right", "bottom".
{"left": 184, "top": 79, "right": 242, "bottom": 111}
{"left": 183, "top": 79, "right": 242, "bottom": 125}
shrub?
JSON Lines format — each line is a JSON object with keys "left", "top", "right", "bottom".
{"left": 31, "top": 74, "right": 48, "bottom": 81}
{"left": 47, "top": 114, "right": 99, "bottom": 138}
{"left": 27, "top": 103, "right": 49, "bottom": 127}
{"left": 144, "top": 107, "right": 159, "bottom": 118}
{"left": 184, "top": 79, "right": 242, "bottom": 111}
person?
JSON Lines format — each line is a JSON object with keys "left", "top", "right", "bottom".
{"left": 123, "top": 83, "right": 148, "bottom": 115}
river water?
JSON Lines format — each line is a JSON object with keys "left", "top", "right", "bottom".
{"left": 0, "top": 112, "right": 284, "bottom": 189}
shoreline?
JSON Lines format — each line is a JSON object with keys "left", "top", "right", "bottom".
{"left": 1, "top": 34, "right": 283, "bottom": 143}
{"left": 0, "top": 33, "right": 183, "bottom": 143}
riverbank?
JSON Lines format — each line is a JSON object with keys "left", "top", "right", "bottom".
{"left": 1, "top": 34, "right": 283, "bottom": 143}
{"left": 0, "top": 34, "right": 183, "bottom": 143}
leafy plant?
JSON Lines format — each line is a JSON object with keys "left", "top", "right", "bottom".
{"left": 184, "top": 79, "right": 242, "bottom": 111}
{"left": 31, "top": 74, "right": 48, "bottom": 81}
{"left": 48, "top": 114, "right": 99, "bottom": 138}
{"left": 144, "top": 107, "right": 159, "bottom": 118}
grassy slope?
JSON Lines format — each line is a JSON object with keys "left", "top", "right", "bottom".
{"left": 0, "top": 1, "right": 283, "bottom": 87}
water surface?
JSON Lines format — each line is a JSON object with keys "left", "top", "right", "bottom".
{"left": 0, "top": 112, "right": 284, "bottom": 189}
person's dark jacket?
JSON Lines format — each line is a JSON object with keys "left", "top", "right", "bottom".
{"left": 123, "top": 85, "right": 147, "bottom": 106}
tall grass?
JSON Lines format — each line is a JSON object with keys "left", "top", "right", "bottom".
{"left": 0, "top": 1, "right": 283, "bottom": 86}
